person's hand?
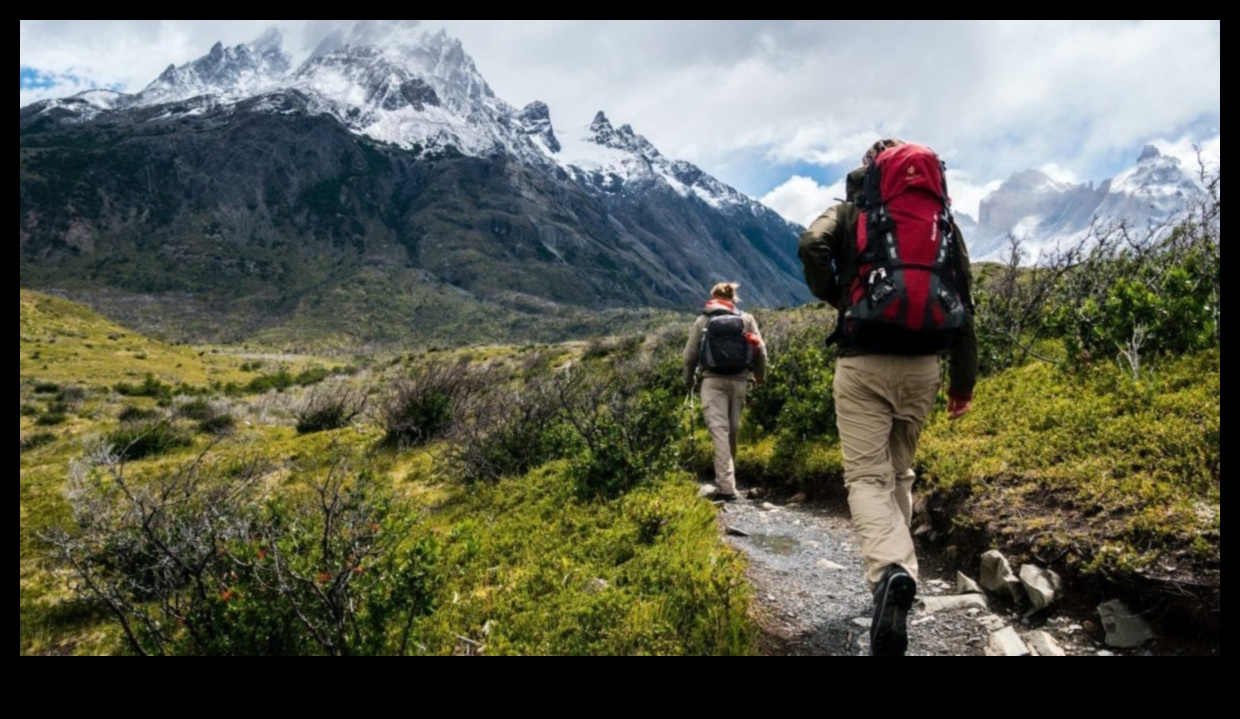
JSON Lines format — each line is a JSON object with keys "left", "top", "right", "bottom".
{"left": 947, "top": 395, "right": 972, "bottom": 421}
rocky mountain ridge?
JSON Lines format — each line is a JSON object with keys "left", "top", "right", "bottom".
{"left": 20, "top": 21, "right": 809, "bottom": 345}
{"left": 970, "top": 145, "right": 1207, "bottom": 262}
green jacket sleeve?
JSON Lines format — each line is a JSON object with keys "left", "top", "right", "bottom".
{"left": 798, "top": 203, "right": 854, "bottom": 308}
{"left": 947, "top": 222, "right": 979, "bottom": 400}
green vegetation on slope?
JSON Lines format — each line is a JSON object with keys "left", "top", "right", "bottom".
{"left": 20, "top": 294, "right": 753, "bottom": 655}
{"left": 918, "top": 349, "right": 1220, "bottom": 578}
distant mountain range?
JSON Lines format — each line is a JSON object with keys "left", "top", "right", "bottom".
{"left": 20, "top": 21, "right": 808, "bottom": 345}
{"left": 965, "top": 144, "right": 1208, "bottom": 262}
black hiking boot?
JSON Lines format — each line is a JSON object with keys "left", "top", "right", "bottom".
{"left": 871, "top": 564, "right": 916, "bottom": 656}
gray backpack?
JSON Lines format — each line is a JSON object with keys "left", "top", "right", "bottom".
{"left": 699, "top": 310, "right": 752, "bottom": 374}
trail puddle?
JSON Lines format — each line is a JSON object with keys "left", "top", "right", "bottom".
{"left": 747, "top": 533, "right": 799, "bottom": 556}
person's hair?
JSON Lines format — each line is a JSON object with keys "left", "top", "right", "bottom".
{"left": 710, "top": 282, "right": 740, "bottom": 302}
{"left": 862, "top": 138, "right": 906, "bottom": 167}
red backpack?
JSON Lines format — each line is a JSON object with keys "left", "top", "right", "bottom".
{"left": 842, "top": 143, "right": 968, "bottom": 353}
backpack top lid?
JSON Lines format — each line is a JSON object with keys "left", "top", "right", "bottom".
{"left": 859, "top": 142, "right": 950, "bottom": 210}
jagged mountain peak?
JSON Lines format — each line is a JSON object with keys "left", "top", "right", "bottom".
{"left": 520, "top": 100, "right": 551, "bottom": 123}
{"left": 296, "top": 20, "right": 497, "bottom": 122}
{"left": 1108, "top": 144, "right": 1199, "bottom": 208}
{"left": 586, "top": 111, "right": 659, "bottom": 159}
{"left": 517, "top": 101, "right": 560, "bottom": 153}
{"left": 973, "top": 145, "right": 1208, "bottom": 262}
{"left": 138, "top": 29, "right": 291, "bottom": 105}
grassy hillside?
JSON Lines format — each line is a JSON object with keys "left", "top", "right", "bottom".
{"left": 19, "top": 292, "right": 753, "bottom": 655}
{"left": 20, "top": 289, "right": 250, "bottom": 387}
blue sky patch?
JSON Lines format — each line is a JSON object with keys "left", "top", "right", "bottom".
{"left": 20, "top": 66, "right": 58, "bottom": 88}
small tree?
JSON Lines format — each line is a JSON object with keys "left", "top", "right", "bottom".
{"left": 42, "top": 443, "right": 439, "bottom": 655}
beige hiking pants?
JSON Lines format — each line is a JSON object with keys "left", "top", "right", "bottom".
{"left": 701, "top": 376, "right": 747, "bottom": 495}
{"left": 834, "top": 354, "right": 941, "bottom": 587}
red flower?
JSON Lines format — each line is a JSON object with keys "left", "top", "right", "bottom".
{"left": 220, "top": 588, "right": 235, "bottom": 601}
{"left": 316, "top": 571, "right": 332, "bottom": 585}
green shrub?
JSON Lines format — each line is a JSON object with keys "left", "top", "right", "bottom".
{"left": 44, "top": 449, "right": 440, "bottom": 655}
{"left": 35, "top": 412, "right": 68, "bottom": 426}
{"left": 197, "top": 413, "right": 236, "bottom": 435}
{"left": 20, "top": 432, "right": 57, "bottom": 453}
{"left": 175, "top": 397, "right": 215, "bottom": 421}
{"left": 105, "top": 421, "right": 192, "bottom": 461}
{"left": 293, "top": 366, "right": 333, "bottom": 386}
{"left": 114, "top": 374, "right": 172, "bottom": 399}
{"left": 559, "top": 369, "right": 680, "bottom": 499}
{"left": 379, "top": 361, "right": 487, "bottom": 447}
{"left": 975, "top": 178, "right": 1219, "bottom": 375}
{"left": 243, "top": 369, "right": 295, "bottom": 394}
{"left": 446, "top": 376, "right": 570, "bottom": 483}
{"left": 295, "top": 386, "right": 366, "bottom": 434}
{"left": 745, "top": 310, "right": 836, "bottom": 439}
{"left": 118, "top": 405, "right": 160, "bottom": 423}
{"left": 56, "top": 386, "right": 88, "bottom": 404}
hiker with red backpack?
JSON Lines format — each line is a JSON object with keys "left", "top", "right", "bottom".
{"left": 683, "top": 282, "right": 767, "bottom": 502}
{"left": 798, "top": 139, "right": 978, "bottom": 656}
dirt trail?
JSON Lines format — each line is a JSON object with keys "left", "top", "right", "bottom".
{"left": 714, "top": 492, "right": 1125, "bottom": 656}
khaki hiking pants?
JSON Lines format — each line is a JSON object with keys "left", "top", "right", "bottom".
{"left": 701, "top": 376, "right": 747, "bottom": 495}
{"left": 834, "top": 354, "right": 941, "bottom": 587}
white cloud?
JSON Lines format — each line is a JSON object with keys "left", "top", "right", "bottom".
{"left": 761, "top": 175, "right": 845, "bottom": 227}
{"left": 19, "top": 20, "right": 1220, "bottom": 203}
{"left": 1036, "top": 163, "right": 1080, "bottom": 185}
{"left": 1153, "top": 133, "right": 1222, "bottom": 177}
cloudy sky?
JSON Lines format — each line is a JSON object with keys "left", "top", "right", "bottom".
{"left": 20, "top": 20, "right": 1220, "bottom": 225}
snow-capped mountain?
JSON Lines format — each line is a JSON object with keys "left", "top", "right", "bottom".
{"left": 139, "top": 28, "right": 291, "bottom": 106}
{"left": 971, "top": 146, "right": 1207, "bottom": 262}
{"left": 20, "top": 21, "right": 808, "bottom": 344}
{"left": 555, "top": 111, "right": 755, "bottom": 214}
{"left": 24, "top": 21, "right": 769, "bottom": 218}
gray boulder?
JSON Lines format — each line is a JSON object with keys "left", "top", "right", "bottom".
{"left": 980, "top": 550, "right": 1023, "bottom": 603}
{"left": 1098, "top": 599, "right": 1155, "bottom": 648}
{"left": 1019, "top": 564, "right": 1064, "bottom": 611}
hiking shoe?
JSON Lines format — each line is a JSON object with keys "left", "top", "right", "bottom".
{"left": 871, "top": 564, "right": 916, "bottom": 656}
{"left": 708, "top": 491, "right": 739, "bottom": 503}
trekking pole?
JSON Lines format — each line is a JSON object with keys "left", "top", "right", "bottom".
{"left": 682, "top": 369, "right": 701, "bottom": 457}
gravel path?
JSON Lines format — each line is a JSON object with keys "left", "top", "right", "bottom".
{"left": 715, "top": 492, "right": 1114, "bottom": 656}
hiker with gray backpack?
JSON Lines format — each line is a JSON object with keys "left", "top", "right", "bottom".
{"left": 799, "top": 139, "right": 978, "bottom": 656}
{"left": 682, "top": 282, "right": 767, "bottom": 502}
